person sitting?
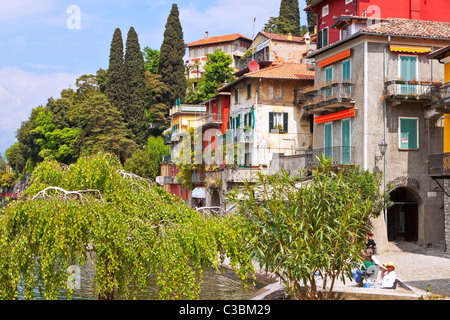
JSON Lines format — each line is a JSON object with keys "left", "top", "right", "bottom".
{"left": 352, "top": 251, "right": 376, "bottom": 287}
{"left": 363, "top": 261, "right": 397, "bottom": 289}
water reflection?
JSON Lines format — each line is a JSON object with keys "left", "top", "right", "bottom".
{"left": 20, "top": 263, "right": 267, "bottom": 300}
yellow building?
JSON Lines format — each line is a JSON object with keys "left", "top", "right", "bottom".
{"left": 157, "top": 104, "right": 207, "bottom": 202}
{"left": 428, "top": 47, "right": 450, "bottom": 153}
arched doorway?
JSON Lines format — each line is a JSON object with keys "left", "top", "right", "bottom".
{"left": 387, "top": 187, "right": 419, "bottom": 242}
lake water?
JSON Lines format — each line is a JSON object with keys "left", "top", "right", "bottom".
{"left": 20, "top": 264, "right": 268, "bottom": 300}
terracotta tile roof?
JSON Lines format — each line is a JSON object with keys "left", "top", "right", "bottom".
{"left": 244, "top": 63, "right": 315, "bottom": 80}
{"left": 361, "top": 18, "right": 450, "bottom": 39}
{"left": 260, "top": 32, "right": 305, "bottom": 43}
{"left": 187, "top": 33, "right": 252, "bottom": 47}
{"left": 308, "top": 18, "right": 450, "bottom": 58}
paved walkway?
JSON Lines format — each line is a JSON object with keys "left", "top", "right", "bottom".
{"left": 251, "top": 241, "right": 450, "bottom": 300}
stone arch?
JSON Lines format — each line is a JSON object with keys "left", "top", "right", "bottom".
{"left": 387, "top": 186, "right": 422, "bottom": 242}
{"left": 211, "top": 189, "right": 221, "bottom": 208}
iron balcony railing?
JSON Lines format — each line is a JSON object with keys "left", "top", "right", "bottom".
{"left": 384, "top": 80, "right": 433, "bottom": 100}
{"left": 295, "top": 82, "right": 355, "bottom": 109}
{"left": 197, "top": 113, "right": 223, "bottom": 128}
{"left": 306, "top": 146, "right": 356, "bottom": 167}
{"left": 428, "top": 153, "right": 450, "bottom": 177}
{"left": 430, "top": 81, "right": 450, "bottom": 107}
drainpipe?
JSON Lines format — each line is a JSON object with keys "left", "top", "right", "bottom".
{"left": 383, "top": 36, "right": 391, "bottom": 226}
{"left": 364, "top": 40, "right": 368, "bottom": 170}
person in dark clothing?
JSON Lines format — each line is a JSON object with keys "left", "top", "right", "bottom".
{"left": 366, "top": 231, "right": 376, "bottom": 254}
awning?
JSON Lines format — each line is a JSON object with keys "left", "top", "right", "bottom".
{"left": 390, "top": 45, "right": 432, "bottom": 54}
{"left": 314, "top": 108, "right": 356, "bottom": 124}
{"left": 192, "top": 187, "right": 205, "bottom": 199}
{"left": 318, "top": 49, "right": 351, "bottom": 68}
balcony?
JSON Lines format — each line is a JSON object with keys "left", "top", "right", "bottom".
{"left": 430, "top": 82, "right": 450, "bottom": 113}
{"left": 384, "top": 80, "right": 433, "bottom": 102}
{"left": 296, "top": 82, "right": 355, "bottom": 112}
{"left": 305, "top": 146, "right": 356, "bottom": 167}
{"left": 197, "top": 113, "right": 223, "bottom": 129}
{"left": 156, "top": 176, "right": 180, "bottom": 186}
{"left": 428, "top": 153, "right": 450, "bottom": 179}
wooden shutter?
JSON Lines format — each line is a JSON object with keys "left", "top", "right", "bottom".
{"left": 283, "top": 113, "right": 288, "bottom": 133}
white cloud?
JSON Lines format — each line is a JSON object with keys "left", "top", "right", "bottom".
{"left": 0, "top": 0, "right": 54, "bottom": 22}
{"left": 0, "top": 67, "right": 78, "bottom": 155}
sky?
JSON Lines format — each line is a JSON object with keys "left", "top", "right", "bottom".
{"left": 0, "top": 0, "right": 308, "bottom": 157}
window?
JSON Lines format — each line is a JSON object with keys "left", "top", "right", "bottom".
{"left": 244, "top": 112, "right": 252, "bottom": 128}
{"left": 324, "top": 123, "right": 333, "bottom": 158}
{"left": 247, "top": 83, "right": 251, "bottom": 99}
{"left": 341, "top": 119, "right": 351, "bottom": 164}
{"left": 270, "top": 81, "right": 284, "bottom": 99}
{"left": 322, "top": 4, "right": 329, "bottom": 17}
{"left": 399, "top": 55, "right": 418, "bottom": 94}
{"left": 269, "top": 112, "right": 288, "bottom": 132}
{"left": 342, "top": 60, "right": 351, "bottom": 81}
{"left": 342, "top": 60, "right": 352, "bottom": 95}
{"left": 399, "top": 117, "right": 418, "bottom": 149}
{"left": 325, "top": 66, "right": 333, "bottom": 97}
{"left": 235, "top": 89, "right": 239, "bottom": 104}
{"left": 318, "top": 27, "right": 329, "bottom": 49}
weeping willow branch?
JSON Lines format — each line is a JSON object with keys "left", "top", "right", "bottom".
{"left": 32, "top": 187, "right": 105, "bottom": 203}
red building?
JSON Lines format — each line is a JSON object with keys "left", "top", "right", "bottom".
{"left": 305, "top": 0, "right": 450, "bottom": 48}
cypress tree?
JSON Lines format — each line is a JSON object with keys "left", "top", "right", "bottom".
{"left": 105, "top": 28, "right": 127, "bottom": 117}
{"left": 159, "top": 4, "right": 187, "bottom": 113}
{"left": 264, "top": 0, "right": 302, "bottom": 36}
{"left": 123, "top": 27, "right": 148, "bottom": 146}
{"left": 279, "top": 0, "right": 301, "bottom": 37}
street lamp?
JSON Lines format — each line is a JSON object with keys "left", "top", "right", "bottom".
{"left": 375, "top": 138, "right": 387, "bottom": 166}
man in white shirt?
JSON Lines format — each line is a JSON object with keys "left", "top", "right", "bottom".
{"left": 363, "top": 261, "right": 397, "bottom": 289}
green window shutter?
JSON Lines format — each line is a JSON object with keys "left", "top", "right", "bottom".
{"left": 342, "top": 119, "right": 351, "bottom": 164}
{"left": 318, "top": 30, "right": 322, "bottom": 49}
{"left": 409, "top": 119, "right": 418, "bottom": 148}
{"left": 400, "top": 118, "right": 418, "bottom": 149}
{"left": 323, "top": 28, "right": 328, "bottom": 47}
{"left": 247, "top": 83, "right": 251, "bottom": 99}
{"left": 229, "top": 117, "right": 233, "bottom": 130}
{"left": 237, "top": 114, "right": 241, "bottom": 128}
{"left": 269, "top": 112, "right": 274, "bottom": 131}
{"left": 283, "top": 112, "right": 288, "bottom": 133}
{"left": 326, "top": 67, "right": 333, "bottom": 83}
{"left": 343, "top": 60, "right": 351, "bottom": 81}
{"left": 251, "top": 108, "right": 255, "bottom": 129}
{"left": 325, "top": 123, "right": 333, "bottom": 159}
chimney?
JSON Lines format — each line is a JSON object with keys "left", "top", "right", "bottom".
{"left": 205, "top": 31, "right": 209, "bottom": 39}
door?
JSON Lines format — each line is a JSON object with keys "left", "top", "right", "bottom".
{"left": 400, "top": 56, "right": 417, "bottom": 94}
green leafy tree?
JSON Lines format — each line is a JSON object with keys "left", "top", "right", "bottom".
{"left": 5, "top": 143, "right": 25, "bottom": 177}
{"left": 229, "top": 156, "right": 390, "bottom": 300}
{"left": 0, "top": 154, "right": 254, "bottom": 300}
{"left": 159, "top": 4, "right": 187, "bottom": 111}
{"left": 0, "top": 152, "right": 6, "bottom": 173}
{"left": 143, "top": 47, "right": 160, "bottom": 74}
{"left": 123, "top": 27, "right": 148, "bottom": 146}
{"left": 0, "top": 173, "right": 15, "bottom": 188}
{"left": 199, "top": 50, "right": 235, "bottom": 101}
{"left": 31, "top": 108, "right": 79, "bottom": 163}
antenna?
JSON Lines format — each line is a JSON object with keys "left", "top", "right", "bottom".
{"left": 248, "top": 61, "right": 260, "bottom": 72}
{"left": 252, "top": 18, "right": 257, "bottom": 38}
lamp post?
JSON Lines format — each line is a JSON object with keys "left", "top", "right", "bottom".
{"left": 375, "top": 138, "right": 387, "bottom": 166}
